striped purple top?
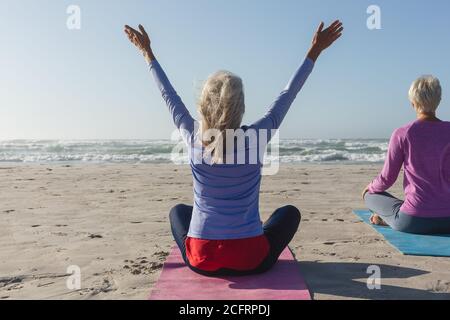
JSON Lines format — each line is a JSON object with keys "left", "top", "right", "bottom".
{"left": 149, "top": 58, "right": 314, "bottom": 239}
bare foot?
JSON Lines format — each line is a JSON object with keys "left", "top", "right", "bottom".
{"left": 370, "top": 214, "right": 388, "bottom": 226}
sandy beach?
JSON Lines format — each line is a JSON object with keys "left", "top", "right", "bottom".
{"left": 1, "top": 163, "right": 449, "bottom": 300}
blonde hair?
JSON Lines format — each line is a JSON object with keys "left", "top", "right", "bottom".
{"left": 408, "top": 75, "right": 442, "bottom": 113}
{"left": 198, "top": 70, "right": 245, "bottom": 164}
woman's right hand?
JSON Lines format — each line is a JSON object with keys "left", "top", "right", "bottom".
{"left": 124, "top": 24, "right": 155, "bottom": 63}
{"left": 362, "top": 184, "right": 370, "bottom": 200}
{"left": 307, "top": 20, "right": 343, "bottom": 62}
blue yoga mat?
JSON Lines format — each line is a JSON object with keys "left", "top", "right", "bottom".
{"left": 353, "top": 210, "right": 450, "bottom": 257}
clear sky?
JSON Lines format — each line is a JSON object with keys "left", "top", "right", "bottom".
{"left": 1, "top": 0, "right": 449, "bottom": 140}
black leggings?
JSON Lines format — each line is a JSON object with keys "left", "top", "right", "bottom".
{"left": 169, "top": 204, "right": 301, "bottom": 277}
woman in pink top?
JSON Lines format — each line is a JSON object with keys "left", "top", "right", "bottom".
{"left": 363, "top": 75, "right": 450, "bottom": 234}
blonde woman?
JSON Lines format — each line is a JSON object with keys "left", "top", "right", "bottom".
{"left": 125, "top": 21, "right": 343, "bottom": 276}
{"left": 363, "top": 76, "right": 450, "bottom": 234}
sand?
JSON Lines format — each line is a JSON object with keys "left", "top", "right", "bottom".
{"left": 1, "top": 163, "right": 449, "bottom": 300}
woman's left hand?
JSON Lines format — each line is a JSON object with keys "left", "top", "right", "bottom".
{"left": 362, "top": 185, "right": 370, "bottom": 200}
{"left": 307, "top": 20, "right": 343, "bottom": 62}
{"left": 124, "top": 24, "right": 155, "bottom": 63}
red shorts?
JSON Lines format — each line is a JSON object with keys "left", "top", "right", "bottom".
{"left": 185, "top": 235, "right": 270, "bottom": 272}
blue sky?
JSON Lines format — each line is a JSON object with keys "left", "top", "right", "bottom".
{"left": 1, "top": 0, "right": 449, "bottom": 139}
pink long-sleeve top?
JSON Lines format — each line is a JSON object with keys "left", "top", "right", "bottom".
{"left": 368, "top": 120, "right": 450, "bottom": 218}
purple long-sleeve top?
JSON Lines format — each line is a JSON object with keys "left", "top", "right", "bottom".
{"left": 149, "top": 58, "right": 314, "bottom": 239}
{"left": 368, "top": 120, "right": 450, "bottom": 218}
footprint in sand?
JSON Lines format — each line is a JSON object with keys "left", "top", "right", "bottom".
{"left": 95, "top": 278, "right": 116, "bottom": 294}
{"left": 123, "top": 257, "right": 163, "bottom": 275}
{"left": 0, "top": 273, "right": 68, "bottom": 291}
{"left": 427, "top": 280, "right": 450, "bottom": 293}
{"left": 153, "top": 251, "right": 169, "bottom": 261}
{"left": 375, "top": 253, "right": 391, "bottom": 259}
{"left": 88, "top": 234, "right": 103, "bottom": 239}
{"left": 85, "top": 276, "right": 117, "bottom": 296}
{"left": 0, "top": 276, "right": 23, "bottom": 288}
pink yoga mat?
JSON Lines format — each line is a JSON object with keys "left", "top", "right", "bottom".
{"left": 149, "top": 247, "right": 311, "bottom": 300}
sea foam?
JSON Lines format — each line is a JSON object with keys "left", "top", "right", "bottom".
{"left": 0, "top": 139, "right": 388, "bottom": 164}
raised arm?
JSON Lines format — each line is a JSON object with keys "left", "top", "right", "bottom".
{"left": 124, "top": 24, "right": 195, "bottom": 140}
{"left": 250, "top": 20, "right": 343, "bottom": 133}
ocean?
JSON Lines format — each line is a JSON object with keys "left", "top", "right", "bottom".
{"left": 0, "top": 139, "right": 388, "bottom": 164}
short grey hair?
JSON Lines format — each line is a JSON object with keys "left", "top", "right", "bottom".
{"left": 408, "top": 75, "right": 442, "bottom": 113}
